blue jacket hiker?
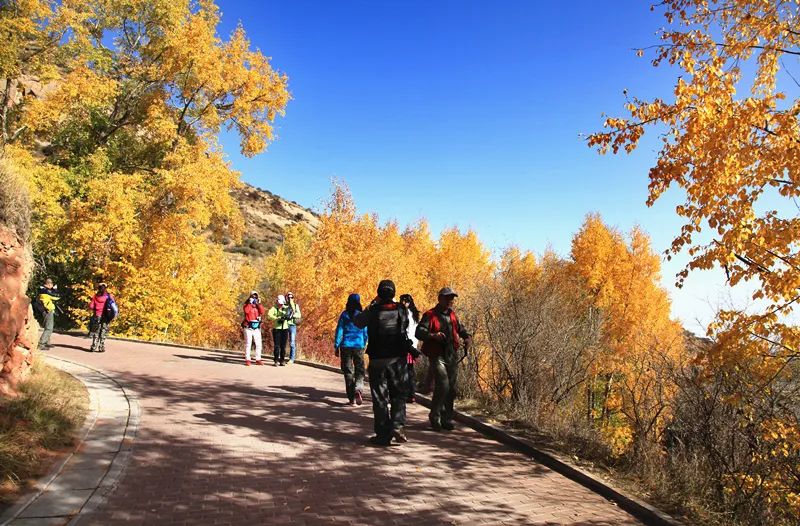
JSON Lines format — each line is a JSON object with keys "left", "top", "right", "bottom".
{"left": 335, "top": 294, "right": 368, "bottom": 405}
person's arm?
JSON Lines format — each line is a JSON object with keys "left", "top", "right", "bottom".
{"left": 456, "top": 317, "right": 472, "bottom": 347}
{"left": 334, "top": 316, "right": 344, "bottom": 353}
{"left": 267, "top": 307, "right": 279, "bottom": 321}
{"left": 257, "top": 303, "right": 265, "bottom": 317}
{"left": 293, "top": 303, "right": 301, "bottom": 321}
{"left": 353, "top": 307, "right": 371, "bottom": 329}
{"left": 415, "top": 312, "right": 434, "bottom": 341}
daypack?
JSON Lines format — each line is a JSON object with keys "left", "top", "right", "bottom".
{"left": 31, "top": 296, "right": 47, "bottom": 321}
{"left": 102, "top": 294, "right": 119, "bottom": 322}
{"left": 420, "top": 309, "right": 460, "bottom": 358}
{"left": 367, "top": 302, "right": 409, "bottom": 353}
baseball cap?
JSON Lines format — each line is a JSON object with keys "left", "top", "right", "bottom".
{"left": 437, "top": 287, "right": 458, "bottom": 297}
{"left": 250, "top": 290, "right": 259, "bottom": 296}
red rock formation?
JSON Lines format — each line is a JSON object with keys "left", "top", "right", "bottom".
{"left": 0, "top": 226, "right": 37, "bottom": 397}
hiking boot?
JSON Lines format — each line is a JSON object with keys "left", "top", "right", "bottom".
{"left": 368, "top": 435, "right": 391, "bottom": 447}
{"left": 355, "top": 390, "right": 363, "bottom": 406}
{"left": 392, "top": 429, "right": 408, "bottom": 443}
{"left": 429, "top": 419, "right": 442, "bottom": 432}
{"left": 245, "top": 360, "right": 251, "bottom": 366}
{"left": 255, "top": 360, "right": 264, "bottom": 366}
{"left": 441, "top": 421, "right": 455, "bottom": 431}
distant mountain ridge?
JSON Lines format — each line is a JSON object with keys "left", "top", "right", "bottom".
{"left": 226, "top": 183, "right": 320, "bottom": 258}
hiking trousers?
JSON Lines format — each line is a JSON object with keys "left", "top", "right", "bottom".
{"left": 39, "top": 310, "right": 54, "bottom": 347}
{"left": 244, "top": 327, "right": 262, "bottom": 361}
{"left": 368, "top": 356, "right": 408, "bottom": 440}
{"left": 89, "top": 319, "right": 109, "bottom": 352}
{"left": 429, "top": 352, "right": 459, "bottom": 426}
{"left": 272, "top": 328, "right": 288, "bottom": 364}
{"left": 339, "top": 347, "right": 365, "bottom": 402}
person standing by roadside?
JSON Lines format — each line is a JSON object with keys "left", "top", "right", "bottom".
{"left": 242, "top": 291, "right": 265, "bottom": 366}
{"left": 354, "top": 280, "right": 413, "bottom": 446}
{"left": 268, "top": 294, "right": 291, "bottom": 366}
{"left": 399, "top": 294, "right": 421, "bottom": 403}
{"left": 334, "top": 294, "right": 368, "bottom": 405}
{"left": 416, "top": 287, "right": 471, "bottom": 431}
{"left": 37, "top": 278, "right": 60, "bottom": 350}
{"left": 286, "top": 292, "right": 301, "bottom": 363}
{"left": 88, "top": 283, "right": 117, "bottom": 353}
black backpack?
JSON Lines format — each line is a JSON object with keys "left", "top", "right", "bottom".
{"left": 31, "top": 296, "right": 47, "bottom": 321}
{"left": 368, "top": 302, "right": 409, "bottom": 352}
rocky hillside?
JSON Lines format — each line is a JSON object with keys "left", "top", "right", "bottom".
{"left": 226, "top": 183, "right": 320, "bottom": 258}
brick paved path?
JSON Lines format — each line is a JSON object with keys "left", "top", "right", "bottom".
{"left": 48, "top": 333, "right": 641, "bottom": 526}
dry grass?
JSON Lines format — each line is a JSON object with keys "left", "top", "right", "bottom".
{"left": 0, "top": 359, "right": 89, "bottom": 503}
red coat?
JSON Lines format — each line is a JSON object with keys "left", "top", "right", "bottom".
{"left": 243, "top": 302, "right": 265, "bottom": 322}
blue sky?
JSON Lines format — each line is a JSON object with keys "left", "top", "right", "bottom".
{"left": 215, "top": 0, "right": 738, "bottom": 331}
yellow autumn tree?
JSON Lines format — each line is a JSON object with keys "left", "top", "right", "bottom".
{"left": 571, "top": 214, "right": 684, "bottom": 454}
{"left": 589, "top": 3, "right": 800, "bottom": 519}
{"left": 4, "top": 0, "right": 289, "bottom": 345}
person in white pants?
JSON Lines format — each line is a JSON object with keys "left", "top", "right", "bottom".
{"left": 242, "top": 291, "right": 265, "bottom": 366}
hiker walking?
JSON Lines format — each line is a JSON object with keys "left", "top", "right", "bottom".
{"left": 416, "top": 287, "right": 471, "bottom": 431}
{"left": 286, "top": 291, "right": 301, "bottom": 363}
{"left": 399, "top": 294, "right": 421, "bottom": 403}
{"left": 354, "top": 280, "right": 414, "bottom": 446}
{"left": 36, "top": 278, "right": 61, "bottom": 350}
{"left": 88, "top": 283, "right": 118, "bottom": 353}
{"left": 242, "top": 291, "right": 265, "bottom": 366}
{"left": 334, "top": 294, "right": 368, "bottom": 405}
{"left": 268, "top": 294, "right": 291, "bottom": 366}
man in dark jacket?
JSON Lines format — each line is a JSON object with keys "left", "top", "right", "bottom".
{"left": 354, "top": 279, "right": 413, "bottom": 446}
{"left": 416, "top": 287, "right": 471, "bottom": 431}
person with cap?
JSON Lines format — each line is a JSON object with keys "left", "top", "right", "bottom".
{"left": 285, "top": 291, "right": 302, "bottom": 363}
{"left": 267, "top": 294, "right": 292, "bottom": 366}
{"left": 353, "top": 279, "right": 414, "bottom": 446}
{"left": 37, "top": 277, "right": 61, "bottom": 350}
{"left": 334, "top": 293, "right": 368, "bottom": 405}
{"left": 242, "top": 291, "right": 265, "bottom": 366}
{"left": 416, "top": 287, "right": 472, "bottom": 431}
{"left": 88, "top": 282, "right": 117, "bottom": 353}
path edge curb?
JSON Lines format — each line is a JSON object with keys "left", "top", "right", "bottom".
{"left": 0, "top": 361, "right": 100, "bottom": 526}
{"left": 58, "top": 332, "right": 683, "bottom": 526}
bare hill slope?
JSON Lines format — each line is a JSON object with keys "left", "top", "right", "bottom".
{"left": 226, "top": 183, "right": 320, "bottom": 258}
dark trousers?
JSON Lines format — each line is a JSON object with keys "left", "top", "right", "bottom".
{"left": 367, "top": 357, "right": 408, "bottom": 440}
{"left": 340, "top": 347, "right": 365, "bottom": 402}
{"left": 406, "top": 360, "right": 416, "bottom": 399}
{"left": 429, "top": 352, "right": 459, "bottom": 425}
{"left": 272, "top": 329, "right": 288, "bottom": 363}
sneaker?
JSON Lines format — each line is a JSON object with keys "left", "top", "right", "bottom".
{"left": 392, "top": 429, "right": 408, "bottom": 443}
{"left": 354, "top": 390, "right": 363, "bottom": 406}
{"left": 429, "top": 419, "right": 442, "bottom": 432}
{"left": 245, "top": 360, "right": 251, "bottom": 366}
{"left": 273, "top": 360, "right": 278, "bottom": 366}
{"left": 255, "top": 360, "right": 264, "bottom": 366}
{"left": 289, "top": 359, "right": 295, "bottom": 364}
{"left": 347, "top": 400, "right": 355, "bottom": 406}
{"left": 368, "top": 436, "right": 391, "bottom": 447}
{"left": 98, "top": 348, "right": 106, "bottom": 353}
{"left": 279, "top": 361, "right": 285, "bottom": 366}
{"left": 441, "top": 421, "right": 455, "bottom": 431}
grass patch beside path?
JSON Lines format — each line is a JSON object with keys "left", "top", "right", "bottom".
{"left": 0, "top": 359, "right": 89, "bottom": 504}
